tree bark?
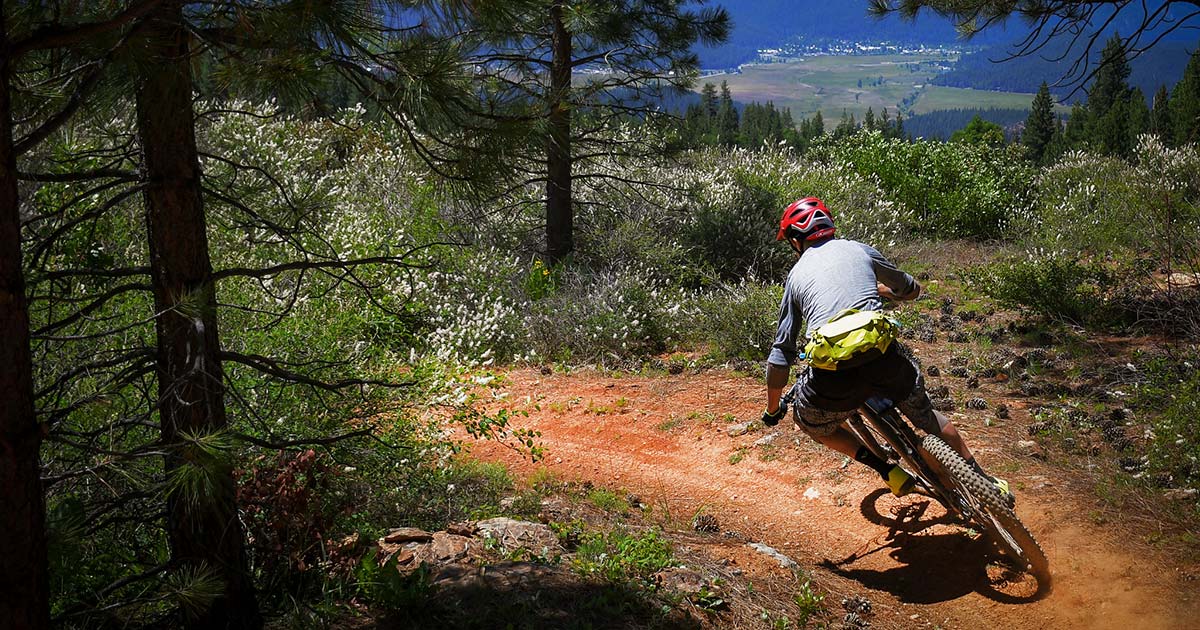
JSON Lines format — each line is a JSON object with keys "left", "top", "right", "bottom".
{"left": 134, "top": 3, "right": 260, "bottom": 627}
{"left": 0, "top": 9, "right": 51, "bottom": 630}
{"left": 545, "top": 0, "right": 573, "bottom": 264}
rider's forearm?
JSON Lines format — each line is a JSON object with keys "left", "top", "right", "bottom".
{"left": 878, "top": 279, "right": 922, "bottom": 301}
{"left": 766, "top": 362, "right": 789, "bottom": 412}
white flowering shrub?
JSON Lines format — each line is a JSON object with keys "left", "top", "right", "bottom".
{"left": 695, "top": 281, "right": 784, "bottom": 361}
{"left": 523, "top": 261, "right": 695, "bottom": 363}
{"left": 568, "top": 145, "right": 907, "bottom": 282}
{"left": 423, "top": 246, "right": 527, "bottom": 364}
{"left": 1037, "top": 136, "right": 1200, "bottom": 259}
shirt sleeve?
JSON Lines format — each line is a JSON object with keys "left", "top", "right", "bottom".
{"left": 767, "top": 279, "right": 803, "bottom": 367}
{"left": 861, "top": 242, "right": 916, "bottom": 296}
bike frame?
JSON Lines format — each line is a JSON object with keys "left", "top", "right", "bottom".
{"left": 851, "top": 397, "right": 960, "bottom": 514}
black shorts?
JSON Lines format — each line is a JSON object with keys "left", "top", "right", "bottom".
{"left": 791, "top": 343, "right": 942, "bottom": 437}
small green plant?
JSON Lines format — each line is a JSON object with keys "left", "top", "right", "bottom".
{"left": 529, "top": 467, "right": 561, "bottom": 495}
{"left": 550, "top": 519, "right": 587, "bottom": 549}
{"left": 506, "top": 490, "right": 544, "bottom": 518}
{"left": 793, "top": 579, "right": 826, "bottom": 627}
{"left": 588, "top": 488, "right": 628, "bottom": 513}
{"left": 1135, "top": 351, "right": 1200, "bottom": 489}
{"left": 354, "top": 551, "right": 434, "bottom": 609}
{"left": 729, "top": 448, "right": 748, "bottom": 465}
{"left": 656, "top": 416, "right": 683, "bottom": 432}
{"left": 524, "top": 258, "right": 557, "bottom": 300}
{"left": 585, "top": 400, "right": 612, "bottom": 415}
{"left": 691, "top": 584, "right": 727, "bottom": 611}
{"left": 573, "top": 527, "right": 675, "bottom": 583}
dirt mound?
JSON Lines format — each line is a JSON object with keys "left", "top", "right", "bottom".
{"left": 469, "top": 367, "right": 1199, "bottom": 629}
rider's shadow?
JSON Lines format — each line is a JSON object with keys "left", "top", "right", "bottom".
{"left": 819, "top": 489, "right": 1036, "bottom": 604}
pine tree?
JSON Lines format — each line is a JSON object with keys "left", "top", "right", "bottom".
{"left": 1023, "top": 82, "right": 1057, "bottom": 163}
{"left": 718, "top": 80, "right": 739, "bottom": 147}
{"left": 0, "top": 9, "right": 45, "bottom": 627}
{"left": 135, "top": 3, "right": 262, "bottom": 625}
{"left": 1062, "top": 102, "right": 1091, "bottom": 151}
{"left": 1152, "top": 84, "right": 1172, "bottom": 140}
{"left": 1087, "top": 34, "right": 1134, "bottom": 155}
{"left": 1127, "top": 87, "right": 1150, "bottom": 150}
{"left": 1043, "top": 113, "right": 1067, "bottom": 162}
{"left": 951, "top": 115, "right": 1005, "bottom": 145}
{"left": 1089, "top": 35, "right": 1132, "bottom": 118}
{"left": 474, "top": 0, "right": 728, "bottom": 262}
{"left": 1171, "top": 47, "right": 1200, "bottom": 146}
{"left": 864, "top": 107, "right": 876, "bottom": 131}
{"left": 701, "top": 82, "right": 719, "bottom": 118}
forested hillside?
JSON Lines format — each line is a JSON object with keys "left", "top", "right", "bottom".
{"left": 934, "top": 40, "right": 1197, "bottom": 99}
{"left": 902, "top": 107, "right": 1030, "bottom": 140}
{"left": 3, "top": 2, "right": 1200, "bottom": 629}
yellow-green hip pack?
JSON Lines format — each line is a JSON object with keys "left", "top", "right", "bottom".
{"left": 803, "top": 308, "right": 898, "bottom": 371}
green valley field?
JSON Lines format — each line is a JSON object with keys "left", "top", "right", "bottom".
{"left": 705, "top": 54, "right": 1069, "bottom": 125}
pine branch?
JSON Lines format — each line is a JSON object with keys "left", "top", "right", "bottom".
{"left": 10, "top": 0, "right": 163, "bottom": 57}
{"left": 220, "top": 351, "right": 413, "bottom": 393}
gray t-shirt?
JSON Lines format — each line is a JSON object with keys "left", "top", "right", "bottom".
{"left": 767, "top": 238, "right": 916, "bottom": 367}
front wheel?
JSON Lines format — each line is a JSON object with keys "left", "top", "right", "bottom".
{"left": 919, "top": 435, "right": 1051, "bottom": 591}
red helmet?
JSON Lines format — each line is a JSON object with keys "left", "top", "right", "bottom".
{"left": 777, "top": 197, "right": 835, "bottom": 242}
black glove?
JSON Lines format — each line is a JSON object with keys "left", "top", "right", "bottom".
{"left": 761, "top": 405, "right": 786, "bottom": 427}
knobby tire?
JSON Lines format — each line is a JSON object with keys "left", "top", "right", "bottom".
{"left": 920, "top": 434, "right": 1052, "bottom": 590}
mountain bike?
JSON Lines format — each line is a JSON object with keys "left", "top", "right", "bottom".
{"left": 779, "top": 383, "right": 1052, "bottom": 592}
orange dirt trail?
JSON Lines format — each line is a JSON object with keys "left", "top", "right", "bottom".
{"left": 470, "top": 367, "right": 1199, "bottom": 630}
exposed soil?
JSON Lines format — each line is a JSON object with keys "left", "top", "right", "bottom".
{"left": 469, "top": 359, "right": 1200, "bottom": 629}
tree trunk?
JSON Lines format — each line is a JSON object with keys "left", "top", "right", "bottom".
{"left": 545, "top": 0, "right": 573, "bottom": 264}
{"left": 135, "top": 3, "right": 260, "bottom": 627}
{"left": 0, "top": 9, "right": 51, "bottom": 630}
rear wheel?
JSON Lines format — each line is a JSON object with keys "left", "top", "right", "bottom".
{"left": 919, "top": 435, "right": 1051, "bottom": 592}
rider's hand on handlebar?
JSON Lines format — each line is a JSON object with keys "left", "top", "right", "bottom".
{"left": 761, "top": 405, "right": 786, "bottom": 427}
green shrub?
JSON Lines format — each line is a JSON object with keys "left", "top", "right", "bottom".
{"left": 980, "top": 255, "right": 1120, "bottom": 326}
{"left": 697, "top": 281, "right": 783, "bottom": 361}
{"left": 587, "top": 488, "right": 628, "bottom": 512}
{"left": 1135, "top": 351, "right": 1200, "bottom": 490}
{"left": 574, "top": 527, "right": 675, "bottom": 583}
{"left": 818, "top": 130, "right": 1036, "bottom": 240}
{"left": 354, "top": 553, "right": 434, "bottom": 609}
{"left": 684, "top": 170, "right": 790, "bottom": 281}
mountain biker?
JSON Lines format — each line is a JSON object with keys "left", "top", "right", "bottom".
{"left": 762, "top": 197, "right": 1011, "bottom": 500}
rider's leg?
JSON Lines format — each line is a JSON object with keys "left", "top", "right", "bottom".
{"left": 812, "top": 425, "right": 862, "bottom": 459}
{"left": 930, "top": 409, "right": 975, "bottom": 462}
{"left": 791, "top": 364, "right": 915, "bottom": 495}
{"left": 807, "top": 423, "right": 914, "bottom": 496}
